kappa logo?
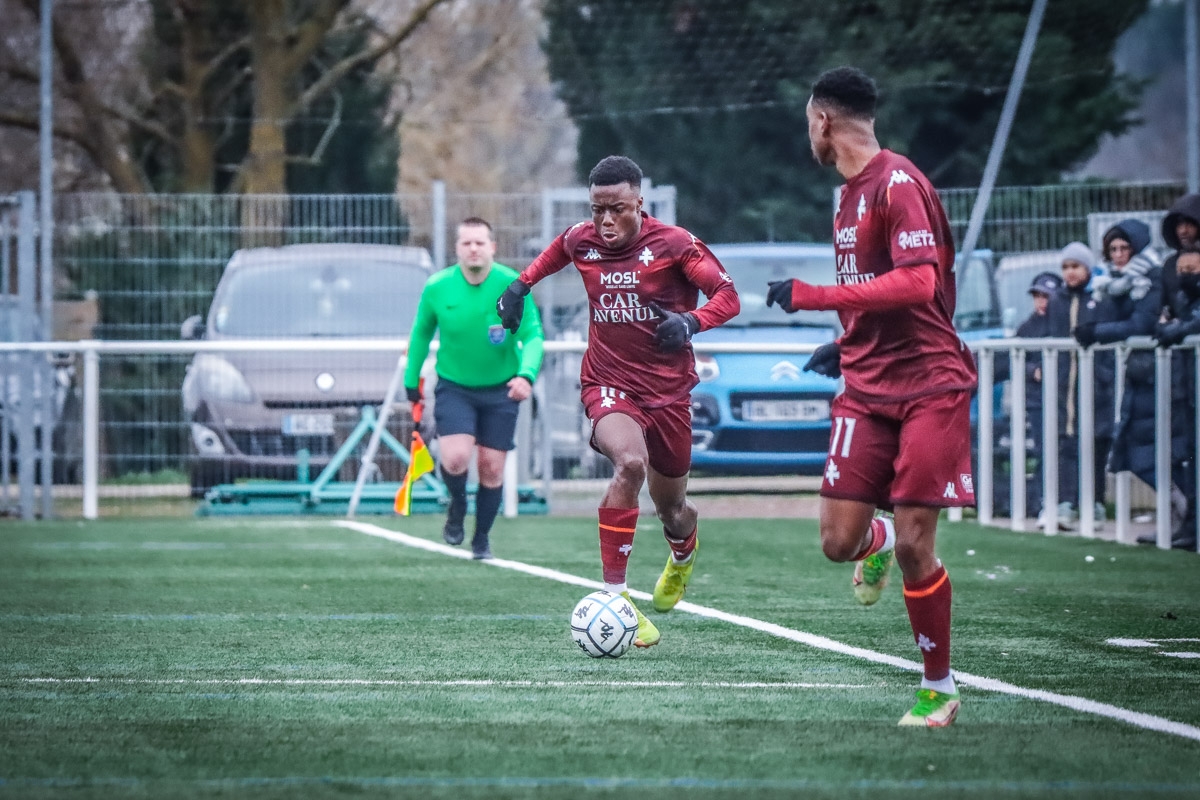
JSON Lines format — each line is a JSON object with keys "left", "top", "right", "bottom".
{"left": 824, "top": 459, "right": 841, "bottom": 486}
{"left": 638, "top": 247, "right": 655, "bottom": 266}
{"left": 618, "top": 544, "right": 633, "bottom": 556}
{"left": 887, "top": 169, "right": 914, "bottom": 189}
{"left": 943, "top": 482, "right": 958, "bottom": 499}
{"left": 718, "top": 269, "right": 732, "bottom": 282}
{"left": 584, "top": 248, "right": 601, "bottom": 260}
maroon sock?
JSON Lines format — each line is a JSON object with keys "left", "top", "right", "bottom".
{"left": 902, "top": 565, "right": 953, "bottom": 682}
{"left": 666, "top": 525, "right": 697, "bottom": 562}
{"left": 850, "top": 517, "right": 888, "bottom": 561}
{"left": 598, "top": 507, "right": 639, "bottom": 585}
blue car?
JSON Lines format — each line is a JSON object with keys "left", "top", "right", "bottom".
{"left": 690, "top": 243, "right": 841, "bottom": 475}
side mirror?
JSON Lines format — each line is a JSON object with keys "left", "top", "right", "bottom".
{"left": 181, "top": 315, "right": 205, "bottom": 340}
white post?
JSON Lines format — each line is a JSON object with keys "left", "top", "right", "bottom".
{"left": 977, "top": 347, "right": 994, "bottom": 526}
{"left": 1010, "top": 346, "right": 1027, "bottom": 531}
{"left": 503, "top": 450, "right": 518, "bottom": 517}
{"left": 82, "top": 345, "right": 99, "bottom": 520}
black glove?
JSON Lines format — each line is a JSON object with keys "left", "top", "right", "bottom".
{"left": 1154, "top": 320, "right": 1189, "bottom": 348}
{"left": 1073, "top": 321, "right": 1097, "bottom": 348}
{"left": 765, "top": 279, "right": 796, "bottom": 313}
{"left": 496, "top": 279, "right": 531, "bottom": 333}
{"left": 405, "top": 386, "right": 422, "bottom": 404}
{"left": 803, "top": 341, "right": 841, "bottom": 379}
{"left": 647, "top": 301, "right": 700, "bottom": 352}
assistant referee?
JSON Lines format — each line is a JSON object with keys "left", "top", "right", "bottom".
{"left": 404, "top": 217, "right": 544, "bottom": 559}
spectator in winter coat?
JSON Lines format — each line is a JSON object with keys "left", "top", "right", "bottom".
{"left": 1160, "top": 192, "right": 1200, "bottom": 312}
{"left": 991, "top": 271, "right": 1062, "bottom": 518}
{"left": 1048, "top": 243, "right": 1115, "bottom": 528}
{"left": 1151, "top": 243, "right": 1200, "bottom": 550}
{"left": 1077, "top": 220, "right": 1169, "bottom": 538}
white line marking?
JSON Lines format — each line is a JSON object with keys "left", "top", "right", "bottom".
{"left": 1160, "top": 653, "right": 1200, "bottom": 660}
{"left": 11, "top": 678, "right": 874, "bottom": 690}
{"left": 336, "top": 520, "right": 1200, "bottom": 743}
{"left": 1108, "top": 638, "right": 1200, "bottom": 646}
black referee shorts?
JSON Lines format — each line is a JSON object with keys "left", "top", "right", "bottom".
{"left": 432, "top": 378, "right": 521, "bottom": 452}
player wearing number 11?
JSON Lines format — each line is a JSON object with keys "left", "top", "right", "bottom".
{"left": 767, "top": 67, "right": 977, "bottom": 727}
{"left": 497, "top": 156, "right": 740, "bottom": 649}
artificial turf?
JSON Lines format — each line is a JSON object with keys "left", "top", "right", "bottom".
{"left": 1, "top": 513, "right": 1198, "bottom": 799}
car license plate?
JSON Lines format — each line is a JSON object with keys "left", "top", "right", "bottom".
{"left": 742, "top": 399, "right": 830, "bottom": 422}
{"left": 282, "top": 413, "right": 335, "bottom": 436}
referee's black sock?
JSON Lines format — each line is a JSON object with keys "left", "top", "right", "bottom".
{"left": 474, "top": 485, "right": 504, "bottom": 543}
{"left": 441, "top": 470, "right": 468, "bottom": 523}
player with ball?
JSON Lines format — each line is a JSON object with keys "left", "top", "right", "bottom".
{"left": 499, "top": 156, "right": 740, "bottom": 650}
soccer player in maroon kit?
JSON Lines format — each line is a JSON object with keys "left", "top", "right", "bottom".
{"left": 767, "top": 67, "right": 976, "bottom": 726}
{"left": 497, "top": 156, "right": 740, "bottom": 648}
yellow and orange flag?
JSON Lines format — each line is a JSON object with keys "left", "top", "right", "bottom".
{"left": 395, "top": 393, "right": 435, "bottom": 516}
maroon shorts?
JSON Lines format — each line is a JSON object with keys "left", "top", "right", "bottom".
{"left": 581, "top": 385, "right": 692, "bottom": 479}
{"left": 820, "top": 390, "right": 976, "bottom": 509}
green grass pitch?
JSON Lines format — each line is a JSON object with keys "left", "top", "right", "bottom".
{"left": 2, "top": 513, "right": 1199, "bottom": 799}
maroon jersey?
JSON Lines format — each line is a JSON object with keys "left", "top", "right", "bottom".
{"left": 520, "top": 214, "right": 740, "bottom": 407}
{"left": 833, "top": 150, "right": 977, "bottom": 402}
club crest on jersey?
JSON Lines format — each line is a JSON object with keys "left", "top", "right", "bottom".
{"left": 856, "top": 194, "right": 866, "bottom": 220}
{"left": 488, "top": 324, "right": 506, "bottom": 345}
{"left": 638, "top": 247, "right": 655, "bottom": 266}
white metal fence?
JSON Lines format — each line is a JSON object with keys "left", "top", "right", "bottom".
{"left": 3, "top": 335, "right": 1198, "bottom": 554}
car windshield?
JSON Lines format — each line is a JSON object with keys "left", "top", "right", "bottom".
{"left": 712, "top": 254, "right": 840, "bottom": 328}
{"left": 213, "top": 260, "right": 426, "bottom": 337}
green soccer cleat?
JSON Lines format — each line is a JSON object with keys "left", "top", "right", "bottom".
{"left": 852, "top": 548, "right": 894, "bottom": 606}
{"left": 898, "top": 688, "right": 961, "bottom": 727}
{"left": 652, "top": 543, "right": 697, "bottom": 613}
{"left": 621, "top": 591, "right": 660, "bottom": 648}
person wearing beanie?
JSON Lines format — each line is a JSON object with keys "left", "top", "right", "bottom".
{"left": 1045, "top": 243, "right": 1115, "bottom": 530}
{"left": 1160, "top": 192, "right": 1200, "bottom": 311}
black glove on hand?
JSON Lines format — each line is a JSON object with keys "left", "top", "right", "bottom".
{"left": 647, "top": 301, "right": 700, "bottom": 352}
{"left": 803, "top": 341, "right": 842, "bottom": 379}
{"left": 765, "top": 279, "right": 796, "bottom": 313}
{"left": 497, "top": 279, "right": 531, "bottom": 333}
{"left": 1073, "top": 321, "right": 1098, "bottom": 348}
{"left": 1155, "top": 320, "right": 1188, "bottom": 348}
{"left": 405, "top": 386, "right": 422, "bottom": 405}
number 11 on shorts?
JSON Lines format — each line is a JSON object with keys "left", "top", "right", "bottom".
{"left": 829, "top": 416, "right": 857, "bottom": 458}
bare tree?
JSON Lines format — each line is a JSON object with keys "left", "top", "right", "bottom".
{"left": 0, "top": 0, "right": 451, "bottom": 195}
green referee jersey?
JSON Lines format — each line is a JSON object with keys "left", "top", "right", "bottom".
{"left": 403, "top": 263, "right": 544, "bottom": 390}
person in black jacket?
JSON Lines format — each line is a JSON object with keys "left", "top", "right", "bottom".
{"left": 1049, "top": 242, "right": 1115, "bottom": 528}
{"left": 1152, "top": 243, "right": 1200, "bottom": 550}
{"left": 996, "top": 271, "right": 1061, "bottom": 518}
{"left": 1076, "top": 220, "right": 1167, "bottom": 536}
{"left": 1160, "top": 193, "right": 1200, "bottom": 312}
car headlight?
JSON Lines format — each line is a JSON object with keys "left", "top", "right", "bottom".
{"left": 188, "top": 355, "right": 256, "bottom": 404}
{"left": 696, "top": 353, "right": 720, "bottom": 382}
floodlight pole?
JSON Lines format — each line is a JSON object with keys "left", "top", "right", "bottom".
{"left": 1187, "top": 0, "right": 1199, "bottom": 193}
{"left": 39, "top": 0, "right": 55, "bottom": 519}
{"left": 958, "top": 0, "right": 1048, "bottom": 260}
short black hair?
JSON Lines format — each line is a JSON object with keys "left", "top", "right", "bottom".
{"left": 811, "top": 66, "right": 877, "bottom": 119}
{"left": 588, "top": 156, "right": 643, "bottom": 188}
{"left": 459, "top": 216, "right": 492, "bottom": 234}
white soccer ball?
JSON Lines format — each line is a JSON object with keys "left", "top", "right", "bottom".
{"left": 570, "top": 590, "right": 639, "bottom": 658}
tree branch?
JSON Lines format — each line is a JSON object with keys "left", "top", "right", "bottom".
{"left": 290, "top": 0, "right": 449, "bottom": 116}
{"left": 284, "top": 0, "right": 350, "bottom": 76}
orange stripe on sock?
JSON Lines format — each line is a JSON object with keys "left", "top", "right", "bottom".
{"left": 903, "top": 571, "right": 949, "bottom": 599}
{"left": 599, "top": 523, "right": 638, "bottom": 534}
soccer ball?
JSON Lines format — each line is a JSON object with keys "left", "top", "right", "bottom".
{"left": 570, "top": 590, "right": 639, "bottom": 658}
